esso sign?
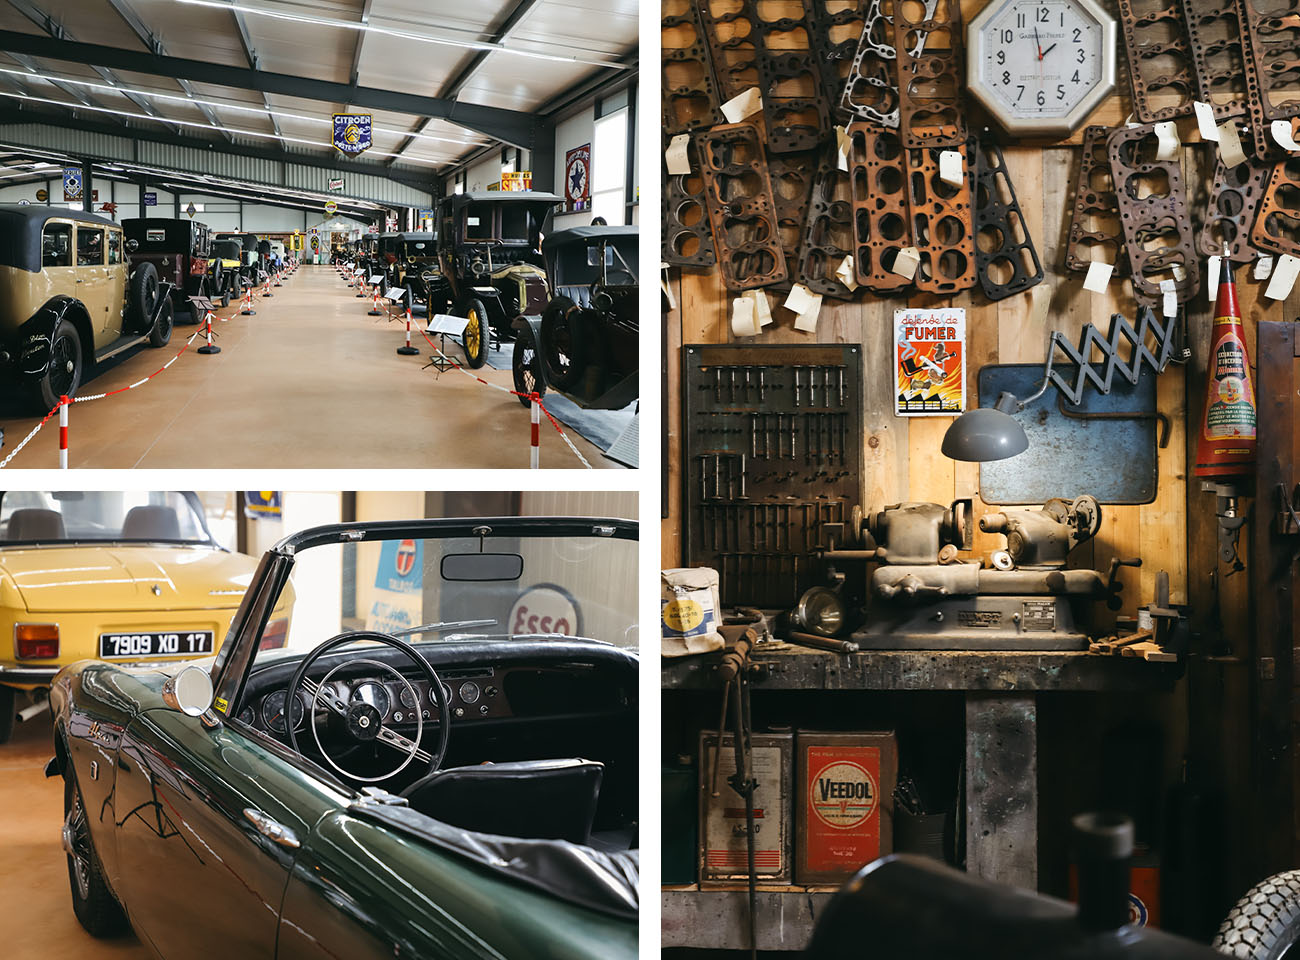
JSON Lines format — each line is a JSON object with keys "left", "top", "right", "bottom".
{"left": 509, "top": 585, "right": 580, "bottom": 638}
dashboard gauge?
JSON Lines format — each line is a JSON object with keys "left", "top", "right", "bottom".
{"left": 440, "top": 682, "right": 453, "bottom": 705}
{"left": 236, "top": 705, "right": 255, "bottom": 726}
{"left": 399, "top": 685, "right": 419, "bottom": 709}
{"left": 350, "top": 681, "right": 390, "bottom": 718}
{"left": 458, "top": 681, "right": 481, "bottom": 705}
{"left": 261, "top": 690, "right": 305, "bottom": 733}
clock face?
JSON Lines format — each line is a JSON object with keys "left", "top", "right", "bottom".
{"left": 967, "top": 0, "right": 1115, "bottom": 136}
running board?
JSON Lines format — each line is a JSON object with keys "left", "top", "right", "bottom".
{"left": 94, "top": 333, "right": 150, "bottom": 364}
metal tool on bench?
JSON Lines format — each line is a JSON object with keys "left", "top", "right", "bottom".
{"left": 826, "top": 496, "right": 1107, "bottom": 650}
{"left": 712, "top": 627, "right": 758, "bottom": 960}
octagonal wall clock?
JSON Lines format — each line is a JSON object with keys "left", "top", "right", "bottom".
{"left": 966, "top": 0, "right": 1117, "bottom": 138}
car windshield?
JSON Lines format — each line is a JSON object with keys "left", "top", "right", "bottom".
{"left": 248, "top": 524, "right": 638, "bottom": 665}
{"left": 0, "top": 491, "right": 214, "bottom": 544}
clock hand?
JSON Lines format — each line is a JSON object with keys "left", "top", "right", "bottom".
{"left": 1041, "top": 42, "right": 1057, "bottom": 57}
{"left": 1033, "top": 25, "right": 1043, "bottom": 59}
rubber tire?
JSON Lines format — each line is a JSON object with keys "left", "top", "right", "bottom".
{"left": 0, "top": 685, "right": 13, "bottom": 745}
{"left": 64, "top": 774, "right": 128, "bottom": 938}
{"left": 461, "top": 297, "right": 490, "bottom": 369}
{"left": 31, "top": 317, "right": 83, "bottom": 410}
{"left": 405, "top": 283, "right": 417, "bottom": 313}
{"left": 127, "top": 262, "right": 159, "bottom": 333}
{"left": 539, "top": 296, "right": 587, "bottom": 391}
{"left": 512, "top": 329, "right": 546, "bottom": 408}
{"left": 148, "top": 298, "right": 173, "bottom": 348}
{"left": 1214, "top": 871, "right": 1300, "bottom": 959}
{"left": 231, "top": 273, "right": 243, "bottom": 299}
{"left": 176, "top": 301, "right": 200, "bottom": 326}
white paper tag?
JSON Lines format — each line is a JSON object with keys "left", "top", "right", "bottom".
{"left": 1172, "top": 262, "right": 1186, "bottom": 282}
{"left": 792, "top": 291, "right": 823, "bottom": 333}
{"left": 1083, "top": 260, "right": 1114, "bottom": 293}
{"left": 720, "top": 87, "right": 762, "bottom": 123}
{"left": 1194, "top": 102, "right": 1219, "bottom": 141}
{"left": 730, "top": 295, "right": 760, "bottom": 337}
{"left": 1217, "top": 121, "right": 1247, "bottom": 168}
{"left": 1265, "top": 254, "right": 1300, "bottom": 300}
{"left": 938, "top": 149, "right": 964, "bottom": 186}
{"left": 1272, "top": 120, "right": 1300, "bottom": 153}
{"left": 890, "top": 246, "right": 920, "bottom": 280}
{"left": 1160, "top": 279, "right": 1178, "bottom": 318}
{"left": 665, "top": 134, "right": 692, "bottom": 176}
{"left": 1207, "top": 255, "right": 1222, "bottom": 297}
{"left": 835, "top": 254, "right": 859, "bottom": 292}
{"left": 747, "top": 289, "right": 773, "bottom": 327}
{"left": 835, "top": 126, "right": 850, "bottom": 172}
{"left": 784, "top": 283, "right": 818, "bottom": 315}
{"left": 1255, "top": 255, "right": 1274, "bottom": 280}
{"left": 661, "top": 263, "right": 676, "bottom": 311}
{"left": 1154, "top": 120, "right": 1180, "bottom": 160}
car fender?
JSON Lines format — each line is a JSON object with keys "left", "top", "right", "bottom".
{"left": 15, "top": 296, "right": 92, "bottom": 378}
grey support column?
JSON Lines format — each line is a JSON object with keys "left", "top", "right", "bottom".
{"left": 965, "top": 692, "right": 1038, "bottom": 889}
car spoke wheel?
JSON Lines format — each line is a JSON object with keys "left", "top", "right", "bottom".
{"left": 513, "top": 332, "right": 546, "bottom": 407}
{"left": 461, "top": 298, "right": 490, "bottom": 369}
{"left": 32, "top": 318, "right": 83, "bottom": 410}
{"left": 540, "top": 297, "right": 586, "bottom": 390}
{"left": 63, "top": 774, "right": 127, "bottom": 937}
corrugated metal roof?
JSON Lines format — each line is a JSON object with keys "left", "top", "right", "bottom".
{"left": 0, "top": 122, "right": 434, "bottom": 207}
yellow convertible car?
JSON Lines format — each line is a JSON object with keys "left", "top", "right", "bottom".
{"left": 0, "top": 491, "right": 287, "bottom": 742}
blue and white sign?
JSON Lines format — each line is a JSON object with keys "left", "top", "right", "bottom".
{"left": 332, "top": 113, "right": 373, "bottom": 156}
{"left": 143, "top": 192, "right": 157, "bottom": 207}
{"left": 366, "top": 538, "right": 423, "bottom": 634}
{"left": 62, "top": 166, "right": 82, "bottom": 201}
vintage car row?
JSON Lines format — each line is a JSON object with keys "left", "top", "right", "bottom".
{"left": 45, "top": 516, "right": 639, "bottom": 958}
{"left": 0, "top": 491, "right": 281, "bottom": 742}
{"left": 0, "top": 205, "right": 175, "bottom": 409}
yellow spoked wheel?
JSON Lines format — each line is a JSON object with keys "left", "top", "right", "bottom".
{"left": 462, "top": 298, "right": 489, "bottom": 369}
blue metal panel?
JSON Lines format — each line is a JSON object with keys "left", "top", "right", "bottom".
{"left": 977, "top": 363, "right": 1159, "bottom": 505}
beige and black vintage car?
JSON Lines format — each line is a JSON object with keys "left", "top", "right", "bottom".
{"left": 0, "top": 205, "right": 174, "bottom": 409}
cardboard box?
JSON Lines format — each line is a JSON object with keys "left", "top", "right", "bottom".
{"left": 795, "top": 730, "right": 898, "bottom": 884}
{"left": 698, "top": 730, "right": 792, "bottom": 883}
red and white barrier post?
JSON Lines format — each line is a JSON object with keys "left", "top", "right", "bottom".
{"left": 197, "top": 310, "right": 220, "bottom": 355}
{"left": 397, "top": 305, "right": 419, "bottom": 355}
{"left": 240, "top": 286, "right": 256, "bottom": 316}
{"left": 58, "top": 396, "right": 68, "bottom": 469}
{"left": 529, "top": 394, "right": 540, "bottom": 469}
{"left": 262, "top": 274, "right": 273, "bottom": 298}
{"left": 368, "top": 284, "right": 383, "bottom": 317}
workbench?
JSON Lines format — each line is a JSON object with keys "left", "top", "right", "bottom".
{"left": 661, "top": 646, "right": 1182, "bottom": 952}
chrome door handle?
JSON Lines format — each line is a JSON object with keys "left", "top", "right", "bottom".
{"left": 243, "top": 808, "right": 300, "bottom": 848}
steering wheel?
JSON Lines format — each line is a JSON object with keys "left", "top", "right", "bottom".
{"left": 285, "top": 631, "right": 450, "bottom": 785}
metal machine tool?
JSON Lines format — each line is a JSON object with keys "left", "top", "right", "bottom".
{"left": 828, "top": 496, "right": 1107, "bottom": 650}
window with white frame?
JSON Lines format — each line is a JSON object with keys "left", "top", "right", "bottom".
{"left": 591, "top": 107, "right": 627, "bottom": 225}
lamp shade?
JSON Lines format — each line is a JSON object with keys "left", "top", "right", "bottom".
{"left": 941, "top": 401, "right": 1029, "bottom": 462}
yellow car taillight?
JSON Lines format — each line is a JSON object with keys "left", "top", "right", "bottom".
{"left": 15, "top": 624, "right": 59, "bottom": 660}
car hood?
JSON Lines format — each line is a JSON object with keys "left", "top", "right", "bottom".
{"left": 0, "top": 545, "right": 255, "bottom": 613}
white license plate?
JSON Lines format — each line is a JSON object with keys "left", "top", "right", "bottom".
{"left": 98, "top": 631, "right": 214, "bottom": 659}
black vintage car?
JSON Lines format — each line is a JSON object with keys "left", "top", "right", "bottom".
{"left": 512, "top": 225, "right": 639, "bottom": 409}
{"left": 122, "top": 218, "right": 212, "bottom": 324}
{"left": 426, "top": 192, "right": 560, "bottom": 368}
{"left": 382, "top": 232, "right": 439, "bottom": 307}
{"left": 214, "top": 232, "right": 264, "bottom": 289}
{"left": 207, "top": 238, "right": 244, "bottom": 307}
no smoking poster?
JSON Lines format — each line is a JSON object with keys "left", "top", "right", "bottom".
{"left": 893, "top": 307, "right": 966, "bottom": 417}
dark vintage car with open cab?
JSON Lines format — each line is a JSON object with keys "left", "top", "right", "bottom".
{"left": 427, "top": 191, "right": 560, "bottom": 369}
{"left": 47, "top": 516, "right": 639, "bottom": 959}
{"left": 513, "top": 224, "right": 639, "bottom": 410}
{"left": 382, "top": 231, "right": 439, "bottom": 307}
{"left": 122, "top": 218, "right": 214, "bottom": 325}
{"left": 0, "top": 205, "right": 174, "bottom": 409}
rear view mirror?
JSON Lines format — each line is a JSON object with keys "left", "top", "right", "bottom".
{"left": 161, "top": 665, "right": 214, "bottom": 717}
{"left": 126, "top": 238, "right": 138, "bottom": 253}
{"left": 441, "top": 552, "right": 524, "bottom": 582}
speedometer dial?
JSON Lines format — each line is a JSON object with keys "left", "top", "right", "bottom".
{"left": 350, "top": 680, "right": 390, "bottom": 718}
{"left": 399, "top": 685, "right": 419, "bottom": 709}
{"left": 261, "top": 690, "right": 305, "bottom": 733}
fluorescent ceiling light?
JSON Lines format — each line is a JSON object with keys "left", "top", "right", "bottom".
{"left": 175, "top": 0, "right": 631, "bottom": 71}
{"left": 0, "top": 89, "right": 447, "bottom": 166}
{"left": 0, "top": 66, "right": 482, "bottom": 151}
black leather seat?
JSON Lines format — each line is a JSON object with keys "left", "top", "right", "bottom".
{"left": 400, "top": 758, "right": 603, "bottom": 845}
{"left": 121, "top": 505, "right": 181, "bottom": 540}
{"left": 7, "top": 508, "right": 66, "bottom": 540}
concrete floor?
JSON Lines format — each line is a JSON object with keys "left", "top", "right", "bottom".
{"left": 0, "top": 265, "right": 616, "bottom": 469}
{"left": 0, "top": 711, "right": 149, "bottom": 959}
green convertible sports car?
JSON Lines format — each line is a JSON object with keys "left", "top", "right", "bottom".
{"left": 46, "top": 516, "right": 639, "bottom": 959}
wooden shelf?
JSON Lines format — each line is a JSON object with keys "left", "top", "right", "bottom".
{"left": 662, "top": 886, "right": 838, "bottom": 952}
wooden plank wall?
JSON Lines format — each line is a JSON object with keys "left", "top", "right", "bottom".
{"left": 662, "top": 3, "right": 1300, "bottom": 634}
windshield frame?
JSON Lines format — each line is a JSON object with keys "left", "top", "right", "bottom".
{"left": 211, "top": 515, "right": 636, "bottom": 712}
{"left": 0, "top": 490, "right": 220, "bottom": 548}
